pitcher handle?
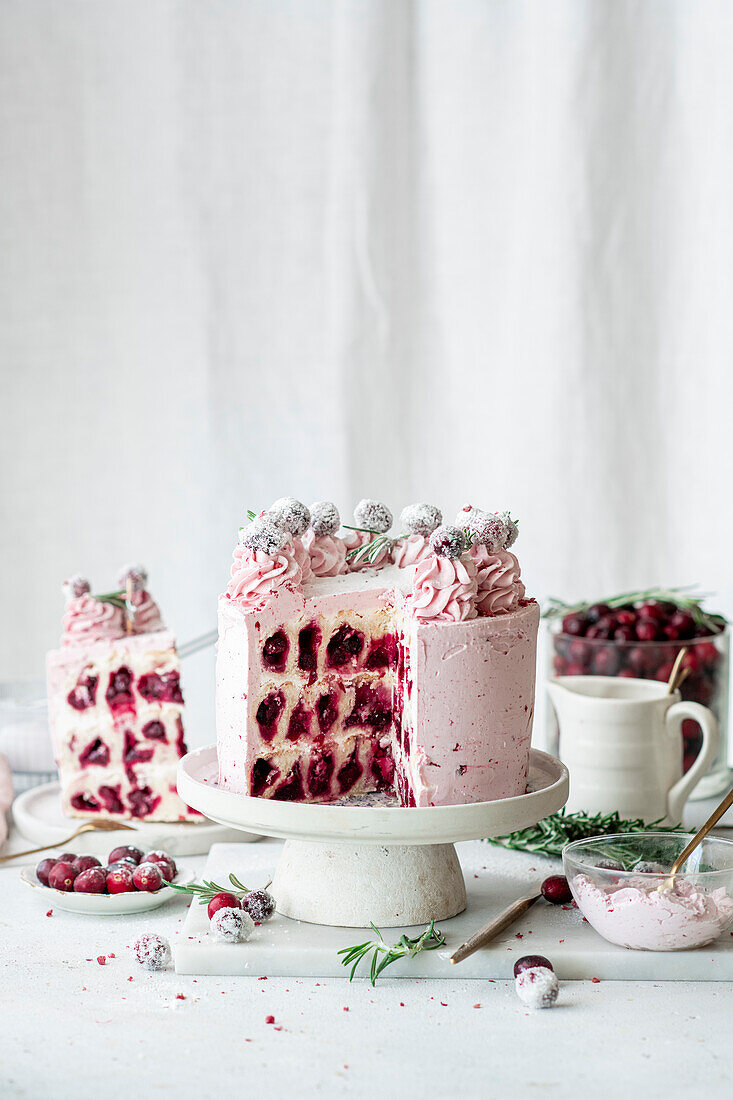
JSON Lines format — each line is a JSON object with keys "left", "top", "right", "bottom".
{"left": 665, "top": 701, "right": 720, "bottom": 824}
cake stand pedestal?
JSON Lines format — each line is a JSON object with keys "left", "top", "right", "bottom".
{"left": 177, "top": 747, "right": 568, "bottom": 927}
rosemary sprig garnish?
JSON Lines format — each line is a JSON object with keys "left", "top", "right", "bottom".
{"left": 338, "top": 921, "right": 445, "bottom": 984}
{"left": 487, "top": 809, "right": 684, "bottom": 860}
{"left": 166, "top": 873, "right": 254, "bottom": 905}
{"left": 93, "top": 590, "right": 127, "bottom": 611}
{"left": 343, "top": 527, "right": 395, "bottom": 565}
{"left": 543, "top": 586, "right": 725, "bottom": 634}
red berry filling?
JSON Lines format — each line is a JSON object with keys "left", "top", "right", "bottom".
{"left": 298, "top": 624, "right": 321, "bottom": 674}
{"left": 138, "top": 670, "right": 183, "bottom": 704}
{"left": 142, "top": 720, "right": 167, "bottom": 742}
{"left": 337, "top": 746, "right": 363, "bottom": 794}
{"left": 345, "top": 683, "right": 392, "bottom": 732}
{"left": 326, "top": 624, "right": 364, "bottom": 669}
{"left": 262, "top": 630, "right": 289, "bottom": 673}
{"left": 78, "top": 737, "right": 110, "bottom": 768}
{"left": 70, "top": 793, "right": 100, "bottom": 813}
{"left": 124, "top": 730, "right": 155, "bottom": 765}
{"left": 286, "top": 700, "right": 311, "bottom": 741}
{"left": 128, "top": 786, "right": 161, "bottom": 818}
{"left": 67, "top": 673, "right": 98, "bottom": 711}
{"left": 307, "top": 750, "right": 335, "bottom": 798}
{"left": 272, "top": 760, "right": 305, "bottom": 801}
{"left": 316, "top": 692, "right": 338, "bottom": 734}
{"left": 106, "top": 667, "right": 135, "bottom": 712}
{"left": 365, "top": 634, "right": 396, "bottom": 670}
{"left": 251, "top": 758, "right": 280, "bottom": 797}
{"left": 371, "top": 744, "right": 395, "bottom": 789}
{"left": 98, "top": 785, "right": 124, "bottom": 814}
{"left": 256, "top": 691, "right": 285, "bottom": 742}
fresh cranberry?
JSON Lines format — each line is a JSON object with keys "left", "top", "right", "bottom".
{"left": 635, "top": 619, "right": 660, "bottom": 642}
{"left": 615, "top": 609, "right": 637, "bottom": 626}
{"left": 109, "top": 845, "right": 144, "bottom": 865}
{"left": 592, "top": 647, "right": 620, "bottom": 676}
{"left": 142, "top": 851, "right": 177, "bottom": 879}
{"left": 637, "top": 601, "right": 665, "bottom": 622}
{"left": 74, "top": 867, "right": 108, "bottom": 893}
{"left": 586, "top": 603, "right": 610, "bottom": 623}
{"left": 57, "top": 852, "right": 77, "bottom": 864}
{"left": 586, "top": 622, "right": 611, "bottom": 640}
{"left": 553, "top": 655, "right": 568, "bottom": 675}
{"left": 540, "top": 876, "right": 572, "bottom": 905}
{"left": 106, "top": 866, "right": 136, "bottom": 893}
{"left": 48, "top": 862, "right": 79, "bottom": 891}
{"left": 669, "top": 611, "right": 695, "bottom": 638}
{"left": 514, "top": 955, "right": 554, "bottom": 978}
{"left": 613, "top": 626, "right": 636, "bottom": 643}
{"left": 696, "top": 642, "right": 720, "bottom": 667}
{"left": 654, "top": 661, "right": 675, "bottom": 683}
{"left": 564, "top": 663, "right": 586, "bottom": 676}
{"left": 561, "top": 614, "right": 587, "bottom": 636}
{"left": 681, "top": 651, "right": 701, "bottom": 675}
{"left": 207, "top": 892, "right": 242, "bottom": 921}
{"left": 72, "top": 855, "right": 101, "bottom": 873}
{"left": 568, "top": 639, "right": 590, "bottom": 665}
{"left": 133, "top": 862, "right": 164, "bottom": 892}
{"left": 241, "top": 890, "right": 276, "bottom": 922}
{"left": 663, "top": 624, "right": 681, "bottom": 641}
{"left": 36, "top": 858, "right": 58, "bottom": 885}
{"left": 262, "top": 630, "right": 289, "bottom": 673}
{"left": 627, "top": 646, "right": 649, "bottom": 674}
{"left": 617, "top": 668, "right": 636, "bottom": 678}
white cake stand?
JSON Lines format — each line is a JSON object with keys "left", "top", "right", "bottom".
{"left": 178, "top": 746, "right": 569, "bottom": 927}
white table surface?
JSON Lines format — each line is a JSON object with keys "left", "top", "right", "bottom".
{"left": 1, "top": 825, "right": 732, "bottom": 1100}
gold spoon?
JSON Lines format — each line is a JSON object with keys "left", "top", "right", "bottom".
{"left": 666, "top": 647, "right": 689, "bottom": 695}
{"left": 658, "top": 783, "right": 733, "bottom": 891}
{"left": 0, "top": 818, "right": 137, "bottom": 864}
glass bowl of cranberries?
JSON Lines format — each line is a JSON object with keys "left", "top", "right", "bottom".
{"left": 546, "top": 592, "right": 730, "bottom": 800}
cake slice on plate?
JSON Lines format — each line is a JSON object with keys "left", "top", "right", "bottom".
{"left": 216, "top": 498, "right": 539, "bottom": 807}
{"left": 46, "top": 566, "right": 200, "bottom": 822}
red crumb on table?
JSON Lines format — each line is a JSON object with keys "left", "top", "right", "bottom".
{"left": 473, "top": 1004, "right": 481, "bottom": 1009}
{"left": 265, "top": 1015, "right": 275, "bottom": 1024}
{"left": 400, "top": 1002, "right": 405, "bottom": 1007}
{"left": 127, "top": 976, "right": 133, "bottom": 982}
{"left": 176, "top": 994, "right": 186, "bottom": 1000}
{"left": 109, "top": 953, "right": 115, "bottom": 958}
{"left": 591, "top": 977, "right": 601, "bottom": 984}
{"left": 440, "top": 1002, "right": 448, "bottom": 1007}
{"left": 46, "top": 910, "right": 53, "bottom": 917}
{"left": 515, "top": 933, "right": 523, "bottom": 939}
{"left": 97, "top": 956, "right": 106, "bottom": 965}
{"left": 343, "top": 1006, "right": 349, "bottom": 1012}
{"left": 259, "top": 976, "right": 268, "bottom": 980}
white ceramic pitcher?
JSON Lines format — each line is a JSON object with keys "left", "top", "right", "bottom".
{"left": 547, "top": 675, "right": 719, "bottom": 825}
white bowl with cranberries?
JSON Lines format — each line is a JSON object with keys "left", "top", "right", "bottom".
{"left": 22, "top": 846, "right": 193, "bottom": 914}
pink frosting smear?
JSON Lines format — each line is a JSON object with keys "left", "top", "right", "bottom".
{"left": 393, "top": 534, "right": 433, "bottom": 570}
{"left": 301, "top": 529, "right": 347, "bottom": 578}
{"left": 129, "top": 590, "right": 164, "bottom": 633}
{"left": 470, "top": 545, "right": 525, "bottom": 616}
{"left": 226, "top": 544, "right": 303, "bottom": 611}
{"left": 61, "top": 595, "right": 125, "bottom": 648}
{"left": 572, "top": 873, "right": 733, "bottom": 951}
{"left": 344, "top": 530, "right": 392, "bottom": 571}
{"left": 408, "top": 553, "right": 478, "bottom": 622}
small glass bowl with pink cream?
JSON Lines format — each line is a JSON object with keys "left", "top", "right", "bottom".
{"left": 563, "top": 833, "right": 733, "bottom": 951}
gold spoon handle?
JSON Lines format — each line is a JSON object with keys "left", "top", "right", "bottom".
{"left": 669, "top": 784, "right": 733, "bottom": 877}
{"left": 450, "top": 894, "right": 540, "bottom": 965}
{"left": 0, "top": 823, "right": 92, "bottom": 864}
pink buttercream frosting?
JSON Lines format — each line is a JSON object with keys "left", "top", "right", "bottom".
{"left": 408, "top": 553, "right": 478, "bottom": 622}
{"left": 572, "top": 873, "right": 733, "bottom": 951}
{"left": 288, "top": 535, "right": 314, "bottom": 585}
{"left": 129, "top": 590, "right": 165, "bottom": 633}
{"left": 469, "top": 545, "right": 525, "bottom": 616}
{"left": 302, "top": 529, "right": 347, "bottom": 578}
{"left": 393, "top": 534, "right": 433, "bottom": 570}
{"left": 344, "top": 531, "right": 392, "bottom": 571}
{"left": 226, "top": 543, "right": 303, "bottom": 611}
{"left": 61, "top": 595, "right": 125, "bottom": 648}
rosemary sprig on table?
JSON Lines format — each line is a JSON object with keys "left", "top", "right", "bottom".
{"left": 543, "top": 587, "right": 725, "bottom": 634}
{"left": 487, "top": 809, "right": 684, "bottom": 860}
{"left": 338, "top": 921, "right": 445, "bottom": 985}
{"left": 166, "top": 873, "right": 254, "bottom": 905}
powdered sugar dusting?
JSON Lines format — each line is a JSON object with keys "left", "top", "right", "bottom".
{"left": 353, "top": 499, "right": 392, "bottom": 534}
{"left": 210, "top": 907, "right": 255, "bottom": 943}
{"left": 400, "top": 503, "right": 442, "bottom": 537}
{"left": 269, "top": 498, "right": 311, "bottom": 537}
{"left": 62, "top": 575, "right": 91, "bottom": 601}
{"left": 239, "top": 517, "right": 288, "bottom": 555}
{"left": 133, "top": 933, "right": 171, "bottom": 971}
{"left": 429, "top": 525, "right": 464, "bottom": 560}
{"left": 310, "top": 501, "right": 340, "bottom": 537}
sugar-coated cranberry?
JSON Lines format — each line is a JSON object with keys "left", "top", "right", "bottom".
{"left": 133, "top": 933, "right": 171, "bottom": 971}
{"left": 592, "top": 647, "right": 620, "bottom": 676}
{"left": 36, "top": 858, "right": 58, "bottom": 886}
{"left": 132, "top": 862, "right": 165, "bottom": 892}
{"left": 74, "top": 867, "right": 108, "bottom": 893}
{"left": 106, "top": 865, "right": 136, "bottom": 893}
{"left": 540, "top": 876, "right": 572, "bottom": 905}
{"left": 72, "top": 855, "right": 102, "bottom": 873}
{"left": 515, "top": 966, "right": 559, "bottom": 1010}
{"left": 241, "top": 890, "right": 276, "bottom": 922}
{"left": 586, "top": 603, "right": 610, "bottom": 623}
{"left": 635, "top": 619, "right": 660, "bottom": 642}
{"left": 210, "top": 907, "right": 255, "bottom": 943}
{"left": 108, "top": 845, "right": 144, "bottom": 866}
{"left": 48, "top": 862, "right": 79, "bottom": 891}
{"left": 561, "top": 614, "right": 587, "bottom": 636}
{"left": 142, "top": 851, "right": 176, "bottom": 879}
{"left": 513, "top": 954, "right": 554, "bottom": 978}
{"left": 208, "top": 892, "right": 242, "bottom": 921}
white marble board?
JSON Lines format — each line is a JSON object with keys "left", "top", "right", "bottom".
{"left": 174, "top": 841, "right": 733, "bottom": 980}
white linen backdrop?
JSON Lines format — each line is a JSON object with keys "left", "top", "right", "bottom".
{"left": 2, "top": 1, "right": 732, "bottom": 747}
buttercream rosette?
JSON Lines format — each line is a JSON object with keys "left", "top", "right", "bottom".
{"left": 469, "top": 545, "right": 525, "bottom": 616}
{"left": 408, "top": 553, "right": 478, "bottom": 622}
{"left": 227, "top": 542, "right": 303, "bottom": 611}
{"left": 302, "top": 528, "right": 347, "bottom": 578}
{"left": 62, "top": 594, "right": 125, "bottom": 648}
{"left": 392, "top": 534, "right": 434, "bottom": 570}
{"left": 344, "top": 530, "right": 392, "bottom": 571}
{"left": 129, "top": 589, "right": 165, "bottom": 633}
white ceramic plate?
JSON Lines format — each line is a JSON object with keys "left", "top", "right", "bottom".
{"left": 20, "top": 864, "right": 195, "bottom": 915}
{"left": 12, "top": 782, "right": 259, "bottom": 856}
{"left": 178, "top": 746, "right": 569, "bottom": 846}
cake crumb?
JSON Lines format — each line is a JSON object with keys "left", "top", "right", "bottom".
{"left": 591, "top": 977, "right": 601, "bottom": 984}
{"left": 97, "top": 956, "right": 106, "bottom": 965}
{"left": 473, "top": 1003, "right": 481, "bottom": 1009}
{"left": 265, "top": 1015, "right": 275, "bottom": 1024}
{"left": 46, "top": 910, "right": 53, "bottom": 917}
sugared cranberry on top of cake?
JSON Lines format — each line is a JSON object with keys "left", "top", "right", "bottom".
{"left": 216, "top": 497, "right": 539, "bottom": 807}
{"left": 47, "top": 567, "right": 199, "bottom": 822}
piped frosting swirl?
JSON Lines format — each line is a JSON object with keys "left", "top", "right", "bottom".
{"left": 302, "top": 528, "right": 347, "bottom": 578}
{"left": 227, "top": 543, "right": 303, "bottom": 610}
{"left": 392, "top": 534, "right": 434, "bottom": 570}
{"left": 470, "top": 545, "right": 524, "bottom": 616}
{"left": 62, "top": 595, "right": 125, "bottom": 648}
{"left": 408, "top": 553, "right": 478, "bottom": 622}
